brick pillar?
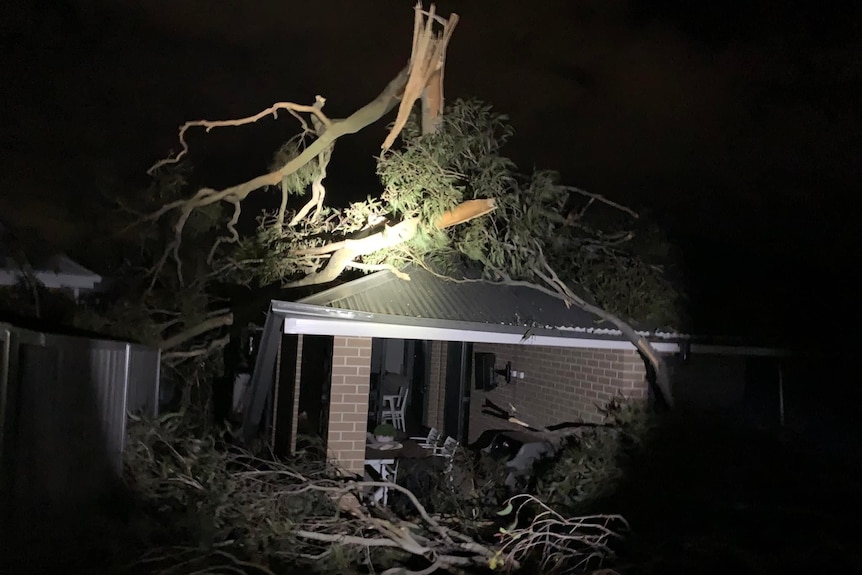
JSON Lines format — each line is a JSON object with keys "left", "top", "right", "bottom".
{"left": 327, "top": 336, "right": 372, "bottom": 475}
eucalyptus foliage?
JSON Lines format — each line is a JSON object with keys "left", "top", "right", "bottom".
{"left": 231, "top": 98, "right": 684, "bottom": 326}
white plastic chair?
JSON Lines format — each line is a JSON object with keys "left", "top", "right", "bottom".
{"left": 436, "top": 436, "right": 459, "bottom": 459}
{"left": 381, "top": 386, "right": 409, "bottom": 431}
{"left": 410, "top": 426, "right": 440, "bottom": 449}
{"left": 435, "top": 436, "right": 459, "bottom": 478}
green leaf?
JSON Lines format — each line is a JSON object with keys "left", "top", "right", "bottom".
{"left": 497, "top": 502, "right": 514, "bottom": 516}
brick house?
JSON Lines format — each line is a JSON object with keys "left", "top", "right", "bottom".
{"left": 242, "top": 266, "right": 786, "bottom": 474}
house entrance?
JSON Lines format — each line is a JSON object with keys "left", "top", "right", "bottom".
{"left": 369, "top": 338, "right": 427, "bottom": 435}
{"left": 296, "top": 335, "right": 333, "bottom": 443}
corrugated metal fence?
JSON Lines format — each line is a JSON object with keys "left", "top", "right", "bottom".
{"left": 0, "top": 322, "right": 160, "bottom": 511}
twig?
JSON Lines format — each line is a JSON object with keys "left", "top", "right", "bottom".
{"left": 562, "top": 186, "right": 639, "bottom": 219}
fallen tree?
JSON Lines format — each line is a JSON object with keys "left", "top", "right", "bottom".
{"left": 123, "top": 412, "right": 629, "bottom": 575}
{"left": 137, "top": 2, "right": 681, "bottom": 407}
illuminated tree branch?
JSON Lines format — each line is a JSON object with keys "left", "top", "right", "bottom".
{"left": 147, "top": 96, "right": 332, "bottom": 175}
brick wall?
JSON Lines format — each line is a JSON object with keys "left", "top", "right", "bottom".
{"left": 327, "top": 336, "right": 372, "bottom": 474}
{"left": 468, "top": 343, "right": 647, "bottom": 442}
{"left": 425, "top": 340, "right": 448, "bottom": 431}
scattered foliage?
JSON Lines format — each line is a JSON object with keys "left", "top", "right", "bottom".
{"left": 120, "top": 400, "right": 642, "bottom": 575}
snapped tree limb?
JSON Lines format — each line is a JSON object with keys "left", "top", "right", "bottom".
{"left": 284, "top": 198, "right": 495, "bottom": 288}
{"left": 382, "top": 2, "right": 459, "bottom": 151}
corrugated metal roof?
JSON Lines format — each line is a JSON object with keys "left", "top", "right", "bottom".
{"left": 299, "top": 265, "right": 673, "bottom": 338}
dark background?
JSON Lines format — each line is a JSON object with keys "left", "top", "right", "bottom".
{"left": 1, "top": 0, "right": 860, "bottom": 346}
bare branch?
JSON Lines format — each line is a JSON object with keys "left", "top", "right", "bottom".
{"left": 292, "top": 529, "right": 407, "bottom": 549}
{"left": 162, "top": 334, "right": 230, "bottom": 363}
{"left": 158, "top": 312, "right": 234, "bottom": 351}
{"left": 143, "top": 65, "right": 412, "bottom": 284}
{"left": 496, "top": 494, "right": 628, "bottom": 572}
{"left": 148, "top": 96, "right": 331, "bottom": 175}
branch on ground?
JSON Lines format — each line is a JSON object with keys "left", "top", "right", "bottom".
{"left": 158, "top": 312, "right": 233, "bottom": 351}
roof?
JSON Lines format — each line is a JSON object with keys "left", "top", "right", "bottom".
{"left": 299, "top": 265, "right": 682, "bottom": 341}
{"left": 1, "top": 221, "right": 102, "bottom": 290}
{"left": 0, "top": 254, "right": 103, "bottom": 290}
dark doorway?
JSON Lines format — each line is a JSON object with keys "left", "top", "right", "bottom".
{"left": 406, "top": 341, "right": 427, "bottom": 434}
{"left": 444, "top": 342, "right": 473, "bottom": 442}
{"left": 297, "top": 335, "right": 334, "bottom": 443}
{"left": 272, "top": 335, "right": 299, "bottom": 456}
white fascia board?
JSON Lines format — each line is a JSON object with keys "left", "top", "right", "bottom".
{"left": 282, "top": 316, "right": 681, "bottom": 353}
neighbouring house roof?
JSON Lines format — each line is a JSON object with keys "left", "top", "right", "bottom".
{"left": 0, "top": 222, "right": 103, "bottom": 292}
{"left": 0, "top": 254, "right": 103, "bottom": 290}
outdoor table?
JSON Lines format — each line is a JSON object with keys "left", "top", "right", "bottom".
{"left": 364, "top": 439, "right": 432, "bottom": 504}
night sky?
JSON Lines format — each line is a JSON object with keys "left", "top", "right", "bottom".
{"left": 2, "top": 0, "right": 860, "bottom": 344}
